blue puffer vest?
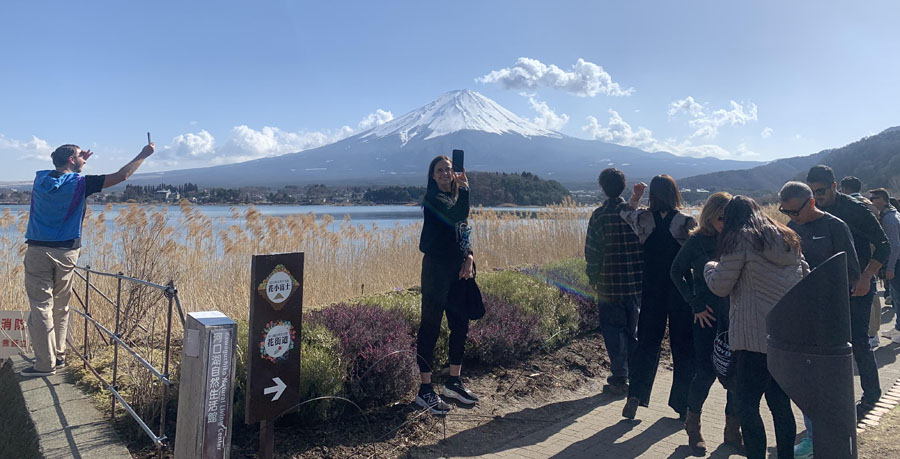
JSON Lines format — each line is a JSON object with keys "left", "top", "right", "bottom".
{"left": 25, "top": 170, "right": 87, "bottom": 242}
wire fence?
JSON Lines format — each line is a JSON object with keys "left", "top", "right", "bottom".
{"left": 68, "top": 265, "right": 185, "bottom": 458}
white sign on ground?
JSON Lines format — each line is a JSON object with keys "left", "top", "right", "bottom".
{"left": 0, "top": 310, "right": 31, "bottom": 358}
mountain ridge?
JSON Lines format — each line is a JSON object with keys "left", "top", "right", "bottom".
{"left": 123, "top": 90, "right": 764, "bottom": 189}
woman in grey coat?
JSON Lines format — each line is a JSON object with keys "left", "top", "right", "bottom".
{"left": 704, "top": 196, "right": 808, "bottom": 459}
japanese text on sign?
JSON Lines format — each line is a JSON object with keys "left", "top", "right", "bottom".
{"left": 204, "top": 329, "right": 233, "bottom": 456}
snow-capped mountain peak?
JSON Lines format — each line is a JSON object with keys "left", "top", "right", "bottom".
{"left": 362, "top": 89, "right": 563, "bottom": 145}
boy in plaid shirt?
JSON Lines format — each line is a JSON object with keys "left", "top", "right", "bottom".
{"left": 585, "top": 168, "right": 643, "bottom": 394}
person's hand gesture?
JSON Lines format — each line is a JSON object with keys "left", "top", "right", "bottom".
{"left": 459, "top": 254, "right": 474, "bottom": 279}
{"left": 632, "top": 182, "right": 648, "bottom": 199}
{"left": 139, "top": 142, "right": 155, "bottom": 159}
{"left": 78, "top": 149, "right": 94, "bottom": 162}
{"left": 694, "top": 306, "right": 717, "bottom": 328}
{"left": 454, "top": 169, "right": 469, "bottom": 189}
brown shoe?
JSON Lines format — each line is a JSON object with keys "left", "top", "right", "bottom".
{"left": 684, "top": 410, "right": 706, "bottom": 454}
{"left": 622, "top": 396, "right": 640, "bottom": 419}
{"left": 724, "top": 414, "right": 743, "bottom": 450}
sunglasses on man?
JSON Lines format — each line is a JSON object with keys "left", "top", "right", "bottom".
{"left": 779, "top": 197, "right": 810, "bottom": 216}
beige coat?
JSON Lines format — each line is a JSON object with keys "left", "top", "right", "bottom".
{"left": 704, "top": 232, "right": 809, "bottom": 354}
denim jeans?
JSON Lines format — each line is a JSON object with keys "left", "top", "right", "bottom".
{"left": 734, "top": 350, "right": 795, "bottom": 459}
{"left": 892, "top": 261, "right": 900, "bottom": 331}
{"left": 598, "top": 295, "right": 640, "bottom": 385}
{"left": 850, "top": 277, "right": 881, "bottom": 403}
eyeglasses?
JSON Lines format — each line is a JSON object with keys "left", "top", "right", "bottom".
{"left": 779, "top": 197, "right": 810, "bottom": 216}
{"left": 869, "top": 196, "right": 883, "bottom": 202}
{"left": 812, "top": 187, "right": 829, "bottom": 196}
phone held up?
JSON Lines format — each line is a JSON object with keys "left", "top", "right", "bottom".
{"left": 452, "top": 149, "right": 464, "bottom": 173}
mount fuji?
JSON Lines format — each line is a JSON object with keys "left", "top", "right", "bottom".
{"left": 129, "top": 90, "right": 763, "bottom": 189}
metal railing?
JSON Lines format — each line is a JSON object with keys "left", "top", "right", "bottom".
{"left": 68, "top": 265, "right": 186, "bottom": 458}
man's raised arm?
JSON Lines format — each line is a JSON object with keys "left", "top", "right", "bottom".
{"left": 103, "top": 143, "right": 155, "bottom": 189}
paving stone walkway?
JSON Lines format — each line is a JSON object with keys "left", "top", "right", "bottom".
{"left": 435, "top": 310, "right": 900, "bottom": 459}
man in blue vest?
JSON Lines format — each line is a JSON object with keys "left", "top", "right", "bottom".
{"left": 19, "top": 141, "right": 154, "bottom": 377}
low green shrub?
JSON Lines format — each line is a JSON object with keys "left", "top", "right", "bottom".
{"left": 531, "top": 258, "right": 600, "bottom": 332}
{"left": 478, "top": 270, "right": 579, "bottom": 349}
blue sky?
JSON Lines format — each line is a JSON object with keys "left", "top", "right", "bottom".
{"left": 2, "top": 0, "right": 899, "bottom": 181}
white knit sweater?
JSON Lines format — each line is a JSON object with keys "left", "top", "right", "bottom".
{"left": 704, "top": 233, "right": 809, "bottom": 354}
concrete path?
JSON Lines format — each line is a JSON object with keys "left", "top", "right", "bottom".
{"left": 7, "top": 354, "right": 133, "bottom": 459}
{"left": 437, "top": 309, "right": 900, "bottom": 458}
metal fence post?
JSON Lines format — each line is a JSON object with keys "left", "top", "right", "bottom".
{"left": 112, "top": 272, "right": 123, "bottom": 420}
{"left": 84, "top": 267, "right": 90, "bottom": 368}
{"left": 158, "top": 281, "right": 176, "bottom": 459}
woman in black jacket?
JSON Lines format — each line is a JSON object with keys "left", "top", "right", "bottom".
{"left": 670, "top": 192, "right": 741, "bottom": 454}
{"left": 415, "top": 155, "right": 477, "bottom": 414}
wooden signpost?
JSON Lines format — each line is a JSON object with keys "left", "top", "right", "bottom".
{"left": 245, "top": 252, "right": 304, "bottom": 459}
{"left": 174, "top": 311, "right": 238, "bottom": 459}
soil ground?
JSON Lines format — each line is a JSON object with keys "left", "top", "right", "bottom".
{"left": 123, "top": 330, "right": 673, "bottom": 458}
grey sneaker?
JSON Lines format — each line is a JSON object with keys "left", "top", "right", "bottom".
{"left": 19, "top": 366, "right": 56, "bottom": 377}
{"left": 55, "top": 358, "right": 65, "bottom": 368}
{"left": 415, "top": 389, "right": 451, "bottom": 414}
{"left": 443, "top": 378, "right": 479, "bottom": 405}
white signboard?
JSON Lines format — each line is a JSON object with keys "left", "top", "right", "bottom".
{"left": 0, "top": 310, "right": 30, "bottom": 358}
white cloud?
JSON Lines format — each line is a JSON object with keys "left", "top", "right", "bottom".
{"left": 171, "top": 130, "right": 215, "bottom": 158}
{"left": 476, "top": 57, "right": 633, "bottom": 97}
{"left": 155, "top": 109, "right": 394, "bottom": 168}
{"left": 668, "top": 97, "right": 758, "bottom": 139}
{"left": 582, "top": 110, "right": 659, "bottom": 151}
{"left": 668, "top": 96, "right": 704, "bottom": 118}
{"left": 0, "top": 133, "right": 53, "bottom": 161}
{"left": 526, "top": 96, "right": 569, "bottom": 131}
{"left": 760, "top": 127, "right": 774, "bottom": 139}
{"left": 736, "top": 142, "right": 760, "bottom": 157}
{"left": 581, "top": 110, "right": 748, "bottom": 159}
{"left": 357, "top": 109, "right": 394, "bottom": 130}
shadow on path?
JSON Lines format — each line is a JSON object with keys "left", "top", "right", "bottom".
{"left": 408, "top": 392, "right": 620, "bottom": 457}
{"left": 551, "top": 418, "right": 681, "bottom": 458}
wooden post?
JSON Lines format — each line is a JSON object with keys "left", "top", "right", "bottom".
{"left": 174, "top": 312, "right": 237, "bottom": 459}
{"left": 259, "top": 420, "right": 275, "bottom": 459}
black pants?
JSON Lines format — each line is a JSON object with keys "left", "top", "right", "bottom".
{"left": 416, "top": 254, "right": 469, "bottom": 373}
{"left": 850, "top": 278, "right": 881, "bottom": 404}
{"left": 687, "top": 319, "right": 737, "bottom": 416}
{"left": 734, "top": 350, "right": 795, "bottom": 459}
{"left": 627, "top": 280, "right": 695, "bottom": 414}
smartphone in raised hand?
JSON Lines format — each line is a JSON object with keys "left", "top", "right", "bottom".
{"left": 452, "top": 149, "right": 464, "bottom": 173}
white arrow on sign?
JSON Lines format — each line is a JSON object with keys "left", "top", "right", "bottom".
{"left": 263, "top": 377, "right": 287, "bottom": 401}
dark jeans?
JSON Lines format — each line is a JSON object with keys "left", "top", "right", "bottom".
{"left": 417, "top": 254, "right": 469, "bottom": 373}
{"left": 734, "top": 350, "right": 795, "bottom": 459}
{"left": 850, "top": 277, "right": 881, "bottom": 403}
{"left": 627, "top": 282, "right": 695, "bottom": 414}
{"left": 598, "top": 295, "right": 640, "bottom": 385}
{"left": 892, "top": 261, "right": 900, "bottom": 330}
{"left": 687, "top": 319, "right": 737, "bottom": 416}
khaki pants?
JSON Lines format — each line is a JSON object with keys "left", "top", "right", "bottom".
{"left": 871, "top": 289, "right": 882, "bottom": 337}
{"left": 24, "top": 245, "right": 80, "bottom": 372}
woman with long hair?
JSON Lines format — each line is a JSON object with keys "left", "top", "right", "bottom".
{"left": 620, "top": 174, "right": 698, "bottom": 420}
{"left": 704, "top": 196, "right": 808, "bottom": 459}
{"left": 415, "top": 155, "right": 477, "bottom": 414}
{"left": 670, "top": 192, "right": 741, "bottom": 454}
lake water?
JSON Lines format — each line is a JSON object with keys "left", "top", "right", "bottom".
{"left": 0, "top": 203, "right": 562, "bottom": 235}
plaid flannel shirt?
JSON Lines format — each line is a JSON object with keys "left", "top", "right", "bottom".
{"left": 585, "top": 197, "right": 643, "bottom": 300}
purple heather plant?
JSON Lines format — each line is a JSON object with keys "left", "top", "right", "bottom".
{"left": 308, "top": 303, "right": 418, "bottom": 406}
{"left": 467, "top": 294, "right": 542, "bottom": 365}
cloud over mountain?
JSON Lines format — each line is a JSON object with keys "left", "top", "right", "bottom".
{"left": 669, "top": 97, "right": 758, "bottom": 139}
{"left": 152, "top": 109, "right": 394, "bottom": 169}
{"left": 476, "top": 57, "right": 633, "bottom": 97}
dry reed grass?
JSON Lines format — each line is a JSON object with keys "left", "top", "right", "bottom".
{"left": 1, "top": 199, "right": 593, "bottom": 334}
